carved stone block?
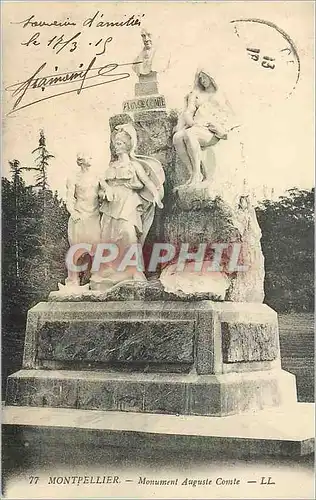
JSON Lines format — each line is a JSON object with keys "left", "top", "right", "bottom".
{"left": 37, "top": 319, "right": 195, "bottom": 366}
{"left": 6, "top": 374, "right": 77, "bottom": 409}
{"left": 221, "top": 321, "right": 278, "bottom": 363}
{"left": 115, "top": 382, "right": 145, "bottom": 412}
{"left": 144, "top": 382, "right": 186, "bottom": 414}
{"left": 77, "top": 380, "right": 116, "bottom": 411}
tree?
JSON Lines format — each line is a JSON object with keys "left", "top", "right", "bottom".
{"left": 31, "top": 130, "right": 55, "bottom": 279}
{"left": 3, "top": 132, "right": 66, "bottom": 321}
{"left": 257, "top": 187, "right": 314, "bottom": 312}
{"left": 32, "top": 129, "right": 54, "bottom": 191}
{"left": 2, "top": 169, "right": 41, "bottom": 323}
{"left": 2, "top": 135, "right": 67, "bottom": 390}
{"left": 24, "top": 189, "right": 69, "bottom": 301}
{"left": 8, "top": 158, "right": 42, "bottom": 279}
{"left": 9, "top": 160, "right": 22, "bottom": 280}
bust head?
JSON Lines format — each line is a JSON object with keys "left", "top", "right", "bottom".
{"left": 76, "top": 152, "right": 92, "bottom": 170}
{"left": 141, "top": 28, "right": 153, "bottom": 50}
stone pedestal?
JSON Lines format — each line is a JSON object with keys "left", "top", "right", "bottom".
{"left": 122, "top": 72, "right": 167, "bottom": 115}
{"left": 6, "top": 301, "right": 297, "bottom": 417}
{"left": 135, "top": 71, "right": 159, "bottom": 96}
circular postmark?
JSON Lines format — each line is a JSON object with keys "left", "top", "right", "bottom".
{"left": 230, "top": 18, "right": 300, "bottom": 98}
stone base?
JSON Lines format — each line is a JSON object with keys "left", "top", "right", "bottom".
{"left": 6, "top": 368, "right": 296, "bottom": 416}
{"left": 6, "top": 300, "right": 298, "bottom": 417}
{"left": 3, "top": 403, "right": 314, "bottom": 457}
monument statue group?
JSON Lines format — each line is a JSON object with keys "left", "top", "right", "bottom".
{"left": 6, "top": 29, "right": 300, "bottom": 432}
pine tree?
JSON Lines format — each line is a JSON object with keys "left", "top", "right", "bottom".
{"left": 3, "top": 148, "right": 68, "bottom": 387}
{"left": 2, "top": 176, "right": 16, "bottom": 320}
{"left": 2, "top": 172, "right": 41, "bottom": 388}
{"left": 9, "top": 160, "right": 22, "bottom": 279}
{"left": 26, "top": 189, "right": 68, "bottom": 298}
{"left": 32, "top": 129, "right": 55, "bottom": 191}
{"left": 31, "top": 130, "right": 55, "bottom": 279}
{"left": 2, "top": 166, "right": 40, "bottom": 322}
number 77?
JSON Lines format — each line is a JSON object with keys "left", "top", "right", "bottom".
{"left": 29, "top": 476, "right": 40, "bottom": 485}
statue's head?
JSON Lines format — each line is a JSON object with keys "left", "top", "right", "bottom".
{"left": 76, "top": 152, "right": 92, "bottom": 170}
{"left": 141, "top": 28, "right": 153, "bottom": 50}
{"left": 196, "top": 69, "right": 218, "bottom": 93}
{"left": 239, "top": 195, "right": 250, "bottom": 210}
{"left": 112, "top": 131, "right": 132, "bottom": 155}
{"left": 112, "top": 124, "right": 137, "bottom": 156}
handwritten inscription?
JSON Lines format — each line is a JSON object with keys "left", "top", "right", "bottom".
{"left": 11, "top": 16, "right": 77, "bottom": 28}
{"left": 6, "top": 58, "right": 137, "bottom": 114}
{"left": 21, "top": 31, "right": 113, "bottom": 56}
{"left": 6, "top": 10, "right": 146, "bottom": 114}
{"left": 83, "top": 11, "right": 144, "bottom": 28}
{"left": 22, "top": 31, "right": 81, "bottom": 53}
{"left": 12, "top": 11, "right": 144, "bottom": 28}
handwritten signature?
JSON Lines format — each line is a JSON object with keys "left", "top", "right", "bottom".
{"left": 6, "top": 57, "right": 137, "bottom": 114}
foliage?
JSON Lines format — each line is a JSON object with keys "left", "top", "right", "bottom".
{"left": 2, "top": 175, "right": 68, "bottom": 325}
{"left": 2, "top": 166, "right": 41, "bottom": 323}
{"left": 257, "top": 187, "right": 314, "bottom": 313}
{"left": 2, "top": 134, "right": 66, "bottom": 327}
{"left": 32, "top": 129, "right": 55, "bottom": 191}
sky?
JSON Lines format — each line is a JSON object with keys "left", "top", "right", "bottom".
{"left": 2, "top": 1, "right": 314, "bottom": 200}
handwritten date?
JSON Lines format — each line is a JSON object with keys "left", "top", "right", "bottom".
{"left": 21, "top": 31, "right": 113, "bottom": 56}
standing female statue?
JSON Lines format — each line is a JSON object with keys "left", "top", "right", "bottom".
{"left": 64, "top": 152, "right": 102, "bottom": 288}
{"left": 173, "top": 68, "right": 238, "bottom": 186}
{"left": 93, "top": 123, "right": 164, "bottom": 290}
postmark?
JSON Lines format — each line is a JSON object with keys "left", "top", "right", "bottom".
{"left": 230, "top": 18, "right": 300, "bottom": 98}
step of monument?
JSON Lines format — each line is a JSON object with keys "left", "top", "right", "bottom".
{"left": 2, "top": 403, "right": 314, "bottom": 457}
{"left": 6, "top": 368, "right": 297, "bottom": 417}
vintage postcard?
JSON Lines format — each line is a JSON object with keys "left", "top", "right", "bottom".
{"left": 1, "top": 1, "right": 314, "bottom": 499}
